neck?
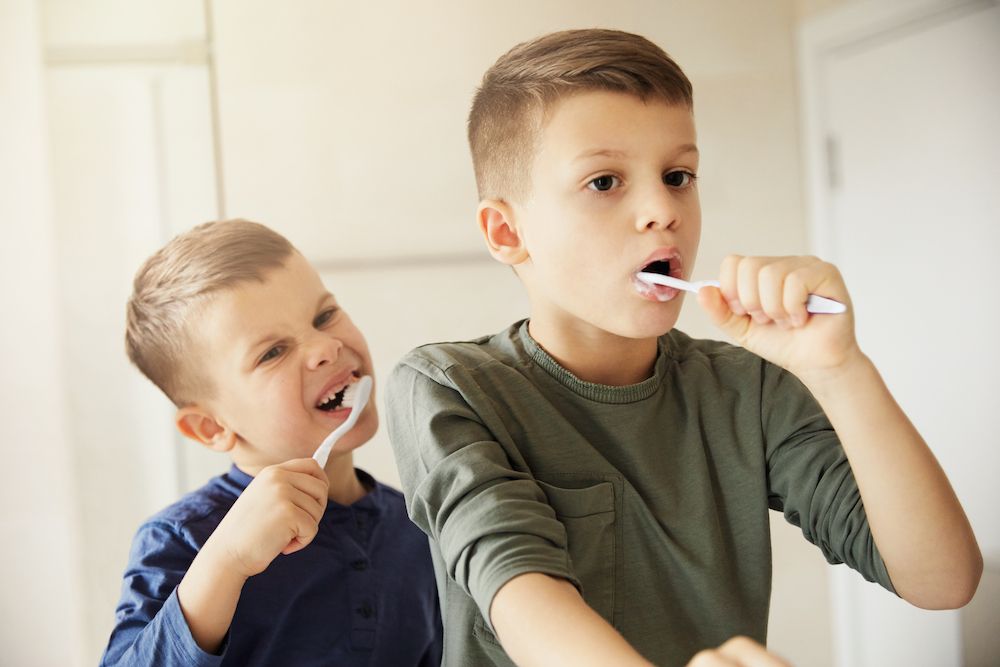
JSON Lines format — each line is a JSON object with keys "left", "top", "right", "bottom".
{"left": 527, "top": 319, "right": 659, "bottom": 386}
{"left": 324, "top": 454, "right": 369, "bottom": 505}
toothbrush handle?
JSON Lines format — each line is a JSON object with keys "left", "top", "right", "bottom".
{"left": 805, "top": 294, "right": 847, "bottom": 314}
{"left": 313, "top": 437, "right": 336, "bottom": 469}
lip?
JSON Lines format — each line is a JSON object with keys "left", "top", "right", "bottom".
{"left": 313, "top": 367, "right": 360, "bottom": 409}
{"left": 634, "top": 247, "right": 684, "bottom": 278}
{"left": 632, "top": 247, "right": 685, "bottom": 302}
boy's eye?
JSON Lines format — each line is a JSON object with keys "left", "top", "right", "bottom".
{"left": 314, "top": 308, "right": 338, "bottom": 328}
{"left": 258, "top": 345, "right": 284, "bottom": 365}
{"left": 663, "top": 171, "right": 697, "bottom": 188}
{"left": 587, "top": 175, "right": 620, "bottom": 192}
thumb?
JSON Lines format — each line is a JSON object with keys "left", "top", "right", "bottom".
{"left": 697, "top": 286, "right": 750, "bottom": 340}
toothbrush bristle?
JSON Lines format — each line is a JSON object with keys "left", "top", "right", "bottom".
{"left": 341, "top": 382, "right": 357, "bottom": 408}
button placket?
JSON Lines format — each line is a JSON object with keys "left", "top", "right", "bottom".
{"left": 346, "top": 532, "right": 376, "bottom": 651}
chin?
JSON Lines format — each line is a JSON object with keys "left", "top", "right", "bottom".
{"left": 335, "top": 411, "right": 380, "bottom": 454}
{"left": 607, "top": 312, "right": 680, "bottom": 340}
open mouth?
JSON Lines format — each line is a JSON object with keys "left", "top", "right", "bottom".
{"left": 634, "top": 251, "right": 683, "bottom": 302}
{"left": 641, "top": 259, "right": 674, "bottom": 278}
{"left": 315, "top": 373, "right": 359, "bottom": 412}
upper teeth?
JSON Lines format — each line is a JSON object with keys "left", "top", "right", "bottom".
{"left": 317, "top": 385, "right": 347, "bottom": 408}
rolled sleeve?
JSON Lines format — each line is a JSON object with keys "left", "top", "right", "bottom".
{"left": 386, "top": 358, "right": 580, "bottom": 625}
{"left": 761, "top": 362, "right": 896, "bottom": 594}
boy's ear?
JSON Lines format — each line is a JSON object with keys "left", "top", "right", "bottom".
{"left": 478, "top": 199, "right": 528, "bottom": 266}
{"left": 175, "top": 406, "right": 237, "bottom": 453}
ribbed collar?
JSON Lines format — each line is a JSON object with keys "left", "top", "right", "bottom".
{"left": 517, "top": 320, "right": 669, "bottom": 404}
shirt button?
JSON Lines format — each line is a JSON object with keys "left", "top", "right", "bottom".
{"left": 351, "top": 559, "right": 368, "bottom": 571}
{"left": 356, "top": 603, "right": 374, "bottom": 619}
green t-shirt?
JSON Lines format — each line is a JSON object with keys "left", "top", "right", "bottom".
{"left": 386, "top": 320, "right": 894, "bottom": 666}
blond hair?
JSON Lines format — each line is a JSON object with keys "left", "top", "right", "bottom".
{"left": 125, "top": 219, "right": 295, "bottom": 406}
{"left": 468, "top": 28, "right": 693, "bottom": 201}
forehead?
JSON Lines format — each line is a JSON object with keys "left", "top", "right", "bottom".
{"left": 537, "top": 90, "right": 697, "bottom": 161}
{"left": 197, "top": 253, "right": 328, "bottom": 342}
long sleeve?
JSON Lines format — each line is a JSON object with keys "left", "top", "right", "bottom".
{"left": 386, "top": 356, "right": 580, "bottom": 627}
{"left": 761, "top": 361, "right": 896, "bottom": 593}
{"left": 100, "top": 522, "right": 226, "bottom": 667}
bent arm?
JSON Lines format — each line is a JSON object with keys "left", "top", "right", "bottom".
{"left": 491, "top": 573, "right": 652, "bottom": 667}
{"left": 100, "top": 524, "right": 228, "bottom": 667}
{"left": 802, "top": 352, "right": 982, "bottom": 608}
{"left": 175, "top": 543, "right": 247, "bottom": 654}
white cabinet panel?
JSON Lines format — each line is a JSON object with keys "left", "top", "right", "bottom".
{"left": 45, "top": 63, "right": 217, "bottom": 659}
{"left": 41, "top": 0, "right": 204, "bottom": 48}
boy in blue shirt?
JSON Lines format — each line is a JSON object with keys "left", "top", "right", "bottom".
{"left": 385, "top": 29, "right": 981, "bottom": 666}
{"left": 101, "top": 219, "right": 441, "bottom": 666}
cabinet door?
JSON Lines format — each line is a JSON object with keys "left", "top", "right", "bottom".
{"left": 808, "top": 3, "right": 1000, "bottom": 666}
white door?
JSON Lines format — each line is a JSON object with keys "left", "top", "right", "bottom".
{"left": 802, "top": 2, "right": 1000, "bottom": 666}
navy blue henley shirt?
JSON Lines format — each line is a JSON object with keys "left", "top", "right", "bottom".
{"left": 100, "top": 466, "right": 442, "bottom": 666}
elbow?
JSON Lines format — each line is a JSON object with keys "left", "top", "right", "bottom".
{"left": 903, "top": 551, "right": 983, "bottom": 610}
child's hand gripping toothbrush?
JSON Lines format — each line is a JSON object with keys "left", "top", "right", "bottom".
{"left": 637, "top": 272, "right": 847, "bottom": 314}
{"left": 313, "top": 375, "right": 373, "bottom": 468}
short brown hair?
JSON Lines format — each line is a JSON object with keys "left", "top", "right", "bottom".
{"left": 125, "top": 219, "right": 295, "bottom": 407}
{"left": 468, "top": 28, "right": 693, "bottom": 201}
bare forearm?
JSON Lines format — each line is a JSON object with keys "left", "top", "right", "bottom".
{"left": 176, "top": 542, "right": 248, "bottom": 654}
{"left": 801, "top": 352, "right": 982, "bottom": 608}
{"left": 490, "top": 573, "right": 653, "bottom": 667}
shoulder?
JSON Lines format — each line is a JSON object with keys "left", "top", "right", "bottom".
{"left": 664, "top": 329, "right": 766, "bottom": 377}
{"left": 390, "top": 321, "right": 527, "bottom": 388}
{"left": 134, "top": 475, "right": 236, "bottom": 553}
{"left": 396, "top": 321, "right": 524, "bottom": 372}
{"left": 665, "top": 330, "right": 814, "bottom": 408}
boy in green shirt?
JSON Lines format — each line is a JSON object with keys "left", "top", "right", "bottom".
{"left": 385, "top": 29, "right": 981, "bottom": 666}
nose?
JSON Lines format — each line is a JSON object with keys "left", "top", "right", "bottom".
{"left": 304, "top": 333, "right": 344, "bottom": 370}
{"left": 635, "top": 181, "right": 680, "bottom": 232}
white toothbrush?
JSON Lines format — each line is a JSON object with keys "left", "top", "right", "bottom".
{"left": 312, "top": 375, "right": 373, "bottom": 468}
{"left": 636, "top": 272, "right": 847, "bottom": 314}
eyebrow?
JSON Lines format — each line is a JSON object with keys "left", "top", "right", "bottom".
{"left": 243, "top": 291, "right": 337, "bottom": 360}
{"left": 573, "top": 144, "right": 699, "bottom": 161}
{"left": 574, "top": 148, "right": 628, "bottom": 161}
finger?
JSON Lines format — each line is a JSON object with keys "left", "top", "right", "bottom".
{"left": 719, "top": 254, "right": 745, "bottom": 315}
{"left": 687, "top": 649, "right": 739, "bottom": 666}
{"left": 758, "top": 258, "right": 805, "bottom": 327}
{"left": 285, "top": 471, "right": 331, "bottom": 509}
{"left": 278, "top": 457, "right": 330, "bottom": 484}
{"left": 735, "top": 257, "right": 768, "bottom": 324}
{"left": 718, "top": 636, "right": 791, "bottom": 667}
{"left": 284, "top": 485, "right": 327, "bottom": 524}
{"left": 280, "top": 505, "right": 321, "bottom": 555}
{"left": 258, "top": 462, "right": 329, "bottom": 509}
{"left": 697, "top": 285, "right": 750, "bottom": 342}
{"left": 782, "top": 266, "right": 810, "bottom": 327}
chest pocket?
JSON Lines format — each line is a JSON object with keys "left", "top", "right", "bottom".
{"left": 536, "top": 479, "right": 617, "bottom": 624}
